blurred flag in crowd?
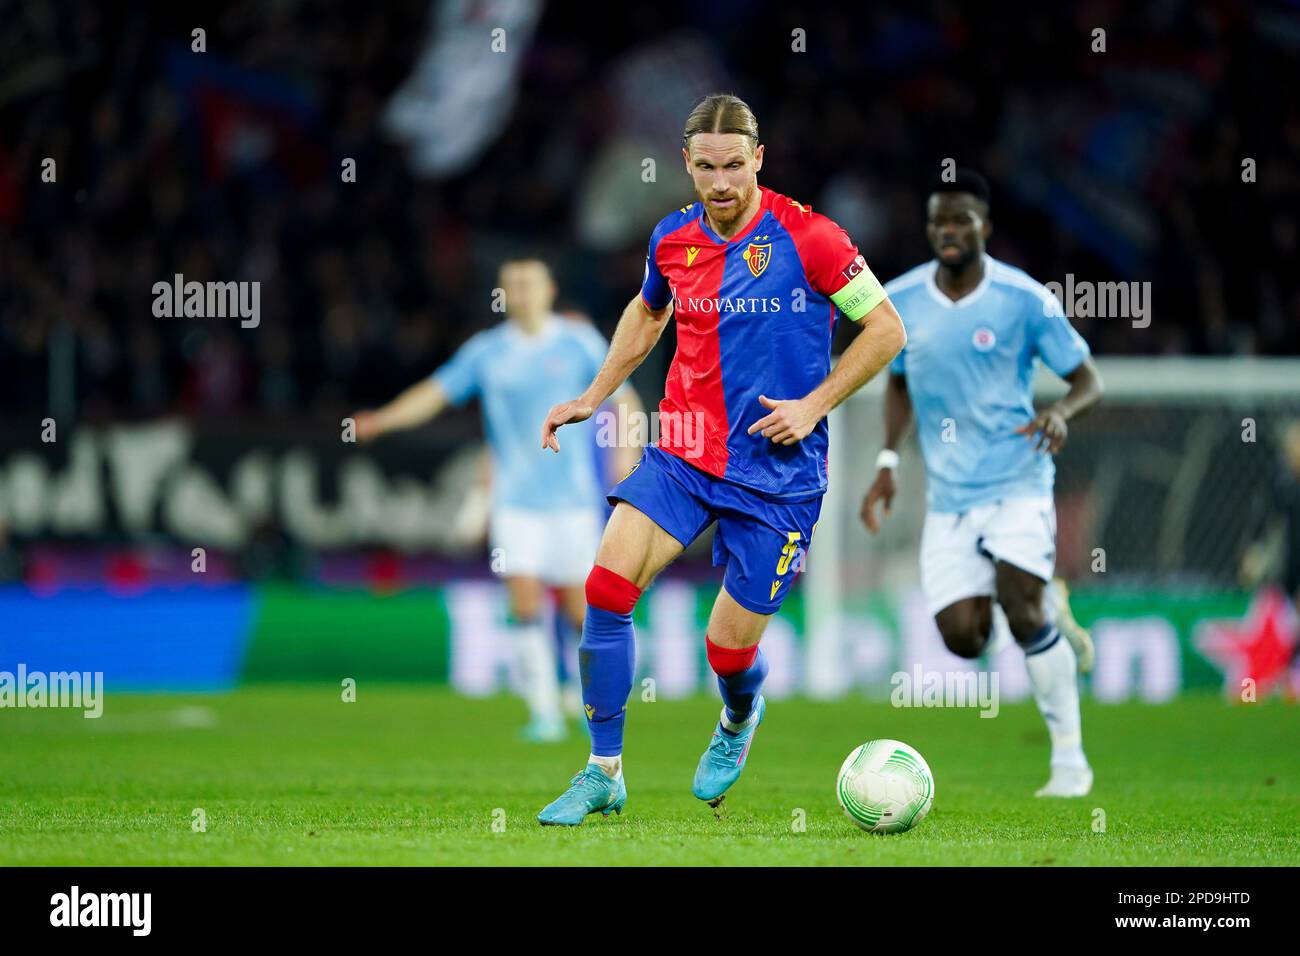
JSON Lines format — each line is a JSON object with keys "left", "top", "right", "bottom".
{"left": 165, "top": 46, "right": 327, "bottom": 184}
{"left": 383, "top": 0, "right": 543, "bottom": 178}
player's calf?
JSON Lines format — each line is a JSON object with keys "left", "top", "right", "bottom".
{"left": 579, "top": 565, "right": 641, "bottom": 779}
{"left": 503, "top": 576, "right": 565, "bottom": 742}
{"left": 995, "top": 564, "right": 1092, "bottom": 792}
{"left": 704, "top": 589, "right": 771, "bottom": 723}
{"left": 707, "top": 635, "right": 768, "bottom": 726}
{"left": 692, "top": 596, "right": 773, "bottom": 803}
{"left": 538, "top": 564, "right": 642, "bottom": 827}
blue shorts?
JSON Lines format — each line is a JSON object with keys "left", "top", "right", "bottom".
{"left": 607, "top": 446, "right": 823, "bottom": 615}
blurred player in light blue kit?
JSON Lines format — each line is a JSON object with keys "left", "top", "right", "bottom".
{"left": 355, "top": 258, "right": 640, "bottom": 741}
{"left": 861, "top": 170, "right": 1104, "bottom": 797}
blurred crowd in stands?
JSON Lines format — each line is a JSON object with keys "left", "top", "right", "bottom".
{"left": 2, "top": 0, "right": 1297, "bottom": 422}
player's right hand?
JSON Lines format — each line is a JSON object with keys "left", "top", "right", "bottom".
{"left": 541, "top": 399, "right": 595, "bottom": 453}
{"left": 860, "top": 468, "right": 896, "bottom": 535}
{"left": 352, "top": 410, "right": 383, "bottom": 444}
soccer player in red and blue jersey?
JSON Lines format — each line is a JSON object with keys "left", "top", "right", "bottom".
{"left": 536, "top": 94, "right": 906, "bottom": 825}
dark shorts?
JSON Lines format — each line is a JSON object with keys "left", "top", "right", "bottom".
{"left": 607, "top": 446, "right": 823, "bottom": 615}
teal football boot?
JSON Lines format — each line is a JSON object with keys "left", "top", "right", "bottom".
{"left": 537, "top": 765, "right": 627, "bottom": 826}
{"left": 692, "top": 696, "right": 766, "bottom": 803}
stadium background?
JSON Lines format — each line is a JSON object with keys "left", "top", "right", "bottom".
{"left": 2, "top": 0, "right": 1299, "bottom": 710}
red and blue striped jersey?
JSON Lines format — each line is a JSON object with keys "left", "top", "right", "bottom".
{"left": 640, "top": 186, "right": 885, "bottom": 498}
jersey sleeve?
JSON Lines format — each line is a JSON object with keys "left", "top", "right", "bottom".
{"left": 792, "top": 213, "right": 884, "bottom": 321}
{"left": 430, "top": 332, "right": 488, "bottom": 406}
{"left": 1032, "top": 291, "right": 1091, "bottom": 377}
{"left": 639, "top": 226, "right": 673, "bottom": 311}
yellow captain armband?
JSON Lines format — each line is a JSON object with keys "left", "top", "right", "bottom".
{"left": 830, "top": 256, "right": 887, "bottom": 321}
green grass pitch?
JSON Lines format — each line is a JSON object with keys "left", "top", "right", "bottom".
{"left": 1, "top": 687, "right": 1297, "bottom": 866}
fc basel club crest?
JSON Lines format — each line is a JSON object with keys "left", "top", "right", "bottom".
{"left": 743, "top": 242, "right": 772, "bottom": 278}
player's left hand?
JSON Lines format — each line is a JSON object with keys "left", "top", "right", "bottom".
{"left": 747, "top": 394, "right": 822, "bottom": 445}
{"left": 541, "top": 399, "right": 595, "bottom": 453}
{"left": 1016, "top": 407, "right": 1068, "bottom": 454}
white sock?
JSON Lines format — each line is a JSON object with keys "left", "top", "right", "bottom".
{"left": 589, "top": 753, "right": 622, "bottom": 780}
{"left": 512, "top": 621, "right": 561, "bottom": 725}
{"left": 1024, "top": 630, "right": 1088, "bottom": 769}
{"left": 720, "top": 705, "right": 759, "bottom": 734}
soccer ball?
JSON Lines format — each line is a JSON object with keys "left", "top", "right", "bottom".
{"left": 836, "top": 739, "right": 935, "bottom": 834}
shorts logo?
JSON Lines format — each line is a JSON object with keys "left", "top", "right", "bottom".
{"left": 743, "top": 242, "right": 772, "bottom": 278}
{"left": 972, "top": 327, "right": 997, "bottom": 352}
{"left": 770, "top": 580, "right": 782, "bottom": 601}
{"left": 585, "top": 704, "right": 595, "bottom": 719}
{"left": 686, "top": 246, "right": 701, "bottom": 267}
{"left": 775, "top": 531, "right": 802, "bottom": 576}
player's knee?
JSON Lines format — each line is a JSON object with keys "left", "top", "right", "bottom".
{"left": 503, "top": 575, "right": 546, "bottom": 621}
{"left": 585, "top": 565, "right": 642, "bottom": 615}
{"left": 941, "top": 628, "right": 986, "bottom": 659}
{"left": 1001, "top": 598, "right": 1045, "bottom": 642}
{"left": 936, "top": 607, "right": 989, "bottom": 659}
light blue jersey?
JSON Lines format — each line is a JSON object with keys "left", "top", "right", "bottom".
{"left": 886, "top": 254, "right": 1091, "bottom": 513}
{"left": 433, "top": 316, "right": 608, "bottom": 511}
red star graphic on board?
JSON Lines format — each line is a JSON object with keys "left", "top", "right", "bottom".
{"left": 1195, "top": 589, "right": 1298, "bottom": 702}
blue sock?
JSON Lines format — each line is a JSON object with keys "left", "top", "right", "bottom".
{"left": 578, "top": 605, "right": 635, "bottom": 757}
{"left": 718, "top": 647, "right": 769, "bottom": 728}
